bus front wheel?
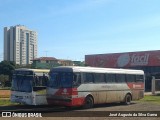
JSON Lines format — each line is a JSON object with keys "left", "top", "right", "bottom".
{"left": 124, "top": 94, "right": 132, "bottom": 105}
{"left": 83, "top": 96, "right": 94, "bottom": 109}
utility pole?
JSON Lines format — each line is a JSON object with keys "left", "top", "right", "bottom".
{"left": 44, "top": 51, "right": 48, "bottom": 57}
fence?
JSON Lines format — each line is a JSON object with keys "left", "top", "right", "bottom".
{"left": 151, "top": 76, "right": 160, "bottom": 95}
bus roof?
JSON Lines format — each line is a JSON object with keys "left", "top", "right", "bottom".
{"left": 50, "top": 66, "right": 144, "bottom": 75}
{"left": 15, "top": 68, "right": 49, "bottom": 73}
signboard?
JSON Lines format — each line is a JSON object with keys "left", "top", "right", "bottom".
{"left": 85, "top": 50, "right": 160, "bottom": 68}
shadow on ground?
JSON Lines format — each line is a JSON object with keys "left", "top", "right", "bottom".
{"left": 0, "top": 101, "right": 137, "bottom": 112}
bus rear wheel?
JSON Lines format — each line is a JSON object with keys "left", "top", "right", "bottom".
{"left": 83, "top": 96, "right": 94, "bottom": 109}
{"left": 124, "top": 94, "right": 132, "bottom": 105}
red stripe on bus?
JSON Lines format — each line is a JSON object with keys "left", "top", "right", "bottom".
{"left": 47, "top": 97, "right": 85, "bottom": 107}
{"left": 54, "top": 88, "right": 78, "bottom": 96}
{"left": 72, "top": 97, "right": 85, "bottom": 106}
{"left": 127, "top": 83, "right": 144, "bottom": 89}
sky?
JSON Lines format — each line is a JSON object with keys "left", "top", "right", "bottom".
{"left": 0, "top": 0, "right": 160, "bottom": 61}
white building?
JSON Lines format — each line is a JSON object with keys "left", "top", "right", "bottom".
{"left": 4, "top": 25, "right": 37, "bottom": 65}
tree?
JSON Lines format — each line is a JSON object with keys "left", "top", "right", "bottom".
{"left": 0, "top": 74, "right": 9, "bottom": 87}
{"left": 0, "top": 60, "right": 16, "bottom": 80}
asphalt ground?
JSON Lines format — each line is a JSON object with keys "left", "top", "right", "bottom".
{"left": 0, "top": 101, "right": 160, "bottom": 120}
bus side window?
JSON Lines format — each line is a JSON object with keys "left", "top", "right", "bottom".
{"left": 33, "top": 74, "right": 36, "bottom": 86}
{"left": 42, "top": 74, "right": 48, "bottom": 86}
{"left": 126, "top": 74, "right": 136, "bottom": 82}
{"left": 84, "top": 73, "right": 94, "bottom": 83}
{"left": 116, "top": 74, "right": 125, "bottom": 83}
{"left": 94, "top": 73, "right": 105, "bottom": 83}
{"left": 105, "top": 74, "right": 116, "bottom": 83}
{"left": 34, "top": 75, "right": 39, "bottom": 86}
{"left": 73, "top": 73, "right": 81, "bottom": 87}
{"left": 136, "top": 75, "right": 144, "bottom": 82}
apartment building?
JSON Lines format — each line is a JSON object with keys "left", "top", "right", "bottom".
{"left": 4, "top": 25, "right": 37, "bottom": 65}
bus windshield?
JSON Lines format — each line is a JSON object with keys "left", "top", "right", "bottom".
{"left": 11, "top": 75, "right": 33, "bottom": 92}
{"left": 48, "top": 72, "right": 73, "bottom": 88}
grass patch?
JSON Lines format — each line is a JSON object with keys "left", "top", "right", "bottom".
{"left": 0, "top": 87, "right": 11, "bottom": 90}
{"left": 139, "top": 95, "right": 160, "bottom": 104}
{"left": 0, "top": 99, "right": 18, "bottom": 106}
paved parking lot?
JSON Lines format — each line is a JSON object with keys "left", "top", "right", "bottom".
{"left": 0, "top": 100, "right": 160, "bottom": 120}
{"left": 44, "top": 101, "right": 160, "bottom": 120}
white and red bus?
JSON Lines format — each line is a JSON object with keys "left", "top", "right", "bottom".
{"left": 11, "top": 68, "right": 49, "bottom": 105}
{"left": 47, "top": 66, "right": 144, "bottom": 108}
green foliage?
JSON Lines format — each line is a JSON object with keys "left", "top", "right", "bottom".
{"left": 0, "top": 99, "right": 18, "bottom": 106}
{"left": 73, "top": 61, "right": 85, "bottom": 66}
{"left": 0, "top": 60, "right": 16, "bottom": 87}
{"left": 140, "top": 95, "right": 160, "bottom": 104}
{"left": 0, "top": 60, "right": 15, "bottom": 76}
{"left": 16, "top": 64, "right": 32, "bottom": 69}
{"left": 0, "top": 75, "right": 9, "bottom": 87}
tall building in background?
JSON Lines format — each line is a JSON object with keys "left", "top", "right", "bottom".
{"left": 4, "top": 25, "right": 37, "bottom": 65}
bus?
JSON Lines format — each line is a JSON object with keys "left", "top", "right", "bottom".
{"left": 11, "top": 68, "right": 49, "bottom": 105}
{"left": 47, "top": 66, "right": 144, "bottom": 108}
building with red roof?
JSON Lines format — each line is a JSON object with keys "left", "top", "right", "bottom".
{"left": 31, "top": 57, "right": 73, "bottom": 69}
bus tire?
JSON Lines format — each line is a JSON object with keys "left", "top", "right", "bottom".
{"left": 83, "top": 96, "right": 94, "bottom": 109}
{"left": 124, "top": 94, "right": 132, "bottom": 105}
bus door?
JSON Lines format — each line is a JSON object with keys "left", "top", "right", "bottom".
{"left": 32, "top": 73, "right": 48, "bottom": 105}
